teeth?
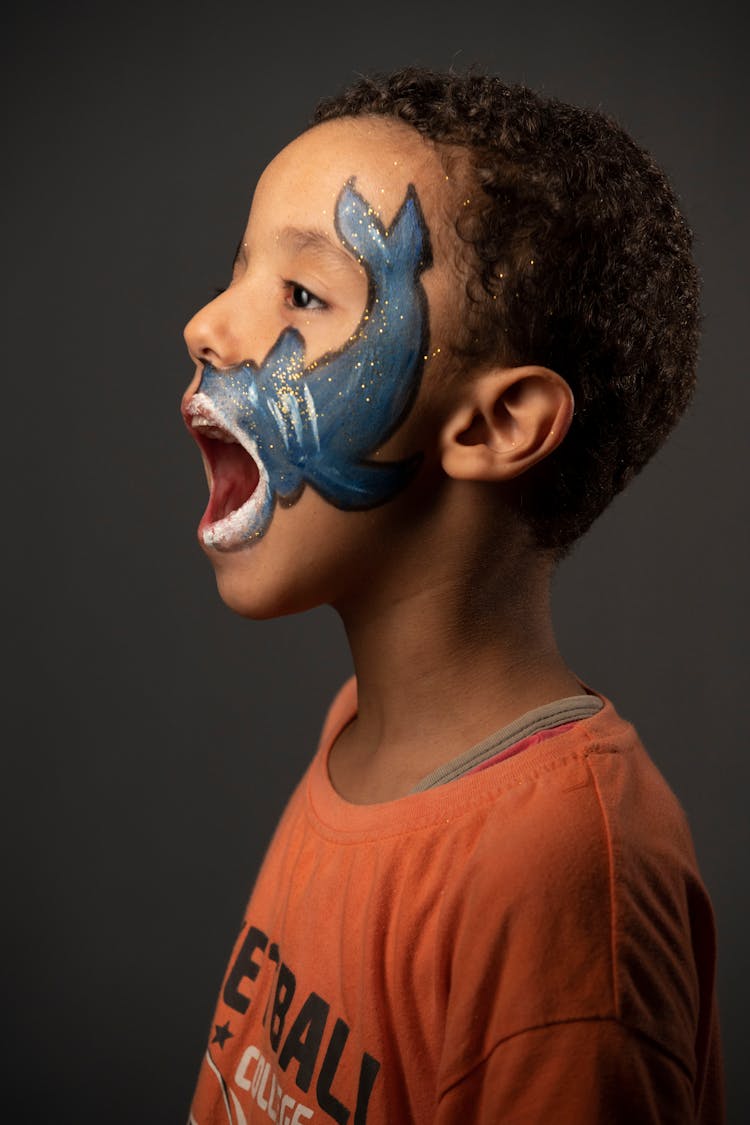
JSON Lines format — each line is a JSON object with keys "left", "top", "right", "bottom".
{"left": 191, "top": 417, "right": 236, "bottom": 443}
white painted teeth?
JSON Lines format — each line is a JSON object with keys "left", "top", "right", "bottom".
{"left": 191, "top": 417, "right": 236, "bottom": 443}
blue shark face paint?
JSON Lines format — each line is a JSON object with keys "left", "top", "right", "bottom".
{"left": 186, "top": 179, "right": 432, "bottom": 550}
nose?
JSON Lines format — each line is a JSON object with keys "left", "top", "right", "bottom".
{"left": 183, "top": 290, "right": 249, "bottom": 372}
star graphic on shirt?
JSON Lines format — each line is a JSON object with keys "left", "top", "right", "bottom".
{"left": 211, "top": 1021, "right": 234, "bottom": 1049}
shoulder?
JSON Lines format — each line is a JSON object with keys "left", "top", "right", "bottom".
{"left": 457, "top": 699, "right": 699, "bottom": 904}
{"left": 439, "top": 706, "right": 711, "bottom": 1077}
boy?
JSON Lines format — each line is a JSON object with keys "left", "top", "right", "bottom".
{"left": 181, "top": 67, "right": 724, "bottom": 1123}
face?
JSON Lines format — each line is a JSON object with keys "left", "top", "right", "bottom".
{"left": 183, "top": 117, "right": 461, "bottom": 618}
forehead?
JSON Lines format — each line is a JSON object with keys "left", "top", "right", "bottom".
{"left": 248, "top": 117, "right": 458, "bottom": 260}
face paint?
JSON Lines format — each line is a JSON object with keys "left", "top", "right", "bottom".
{"left": 185, "top": 180, "right": 432, "bottom": 549}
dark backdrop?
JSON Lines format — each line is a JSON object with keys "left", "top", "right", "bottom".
{"left": 4, "top": 1, "right": 747, "bottom": 1120}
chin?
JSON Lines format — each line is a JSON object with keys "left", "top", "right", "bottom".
{"left": 209, "top": 551, "right": 323, "bottom": 622}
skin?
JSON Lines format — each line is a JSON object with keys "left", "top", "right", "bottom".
{"left": 183, "top": 116, "right": 581, "bottom": 804}
{"left": 187, "top": 179, "right": 433, "bottom": 547}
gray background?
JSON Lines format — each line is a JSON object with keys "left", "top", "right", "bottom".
{"left": 4, "top": 0, "right": 747, "bottom": 1120}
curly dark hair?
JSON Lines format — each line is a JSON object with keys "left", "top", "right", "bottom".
{"left": 313, "top": 66, "right": 700, "bottom": 553}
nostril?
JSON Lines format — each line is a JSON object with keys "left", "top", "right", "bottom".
{"left": 183, "top": 303, "right": 247, "bottom": 370}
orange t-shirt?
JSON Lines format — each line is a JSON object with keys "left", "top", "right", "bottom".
{"left": 189, "top": 680, "right": 724, "bottom": 1124}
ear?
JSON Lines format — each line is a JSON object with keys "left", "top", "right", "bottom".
{"left": 440, "top": 366, "right": 574, "bottom": 482}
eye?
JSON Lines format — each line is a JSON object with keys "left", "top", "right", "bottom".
{"left": 285, "top": 282, "right": 327, "bottom": 311}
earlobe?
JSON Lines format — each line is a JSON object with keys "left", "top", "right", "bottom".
{"left": 440, "top": 366, "right": 574, "bottom": 482}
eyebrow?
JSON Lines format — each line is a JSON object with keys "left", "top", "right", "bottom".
{"left": 232, "top": 226, "right": 361, "bottom": 273}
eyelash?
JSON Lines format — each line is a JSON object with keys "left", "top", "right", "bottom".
{"left": 283, "top": 282, "right": 328, "bottom": 312}
{"left": 210, "top": 282, "right": 327, "bottom": 312}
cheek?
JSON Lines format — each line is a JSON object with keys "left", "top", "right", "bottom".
{"left": 371, "top": 354, "right": 449, "bottom": 462}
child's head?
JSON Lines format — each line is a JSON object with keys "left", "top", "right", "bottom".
{"left": 183, "top": 66, "right": 699, "bottom": 616}
{"left": 313, "top": 67, "right": 701, "bottom": 554}
{"left": 183, "top": 113, "right": 473, "bottom": 615}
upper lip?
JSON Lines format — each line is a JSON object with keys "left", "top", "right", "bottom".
{"left": 182, "top": 392, "right": 239, "bottom": 446}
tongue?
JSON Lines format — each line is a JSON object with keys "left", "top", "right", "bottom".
{"left": 207, "top": 443, "right": 260, "bottom": 522}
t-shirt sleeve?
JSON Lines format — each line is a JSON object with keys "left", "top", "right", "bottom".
{"left": 432, "top": 745, "right": 724, "bottom": 1124}
{"left": 435, "top": 1017, "right": 699, "bottom": 1125}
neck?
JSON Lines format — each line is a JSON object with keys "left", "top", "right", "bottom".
{"left": 329, "top": 523, "right": 580, "bottom": 803}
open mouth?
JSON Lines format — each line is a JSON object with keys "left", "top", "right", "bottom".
{"left": 184, "top": 392, "right": 269, "bottom": 550}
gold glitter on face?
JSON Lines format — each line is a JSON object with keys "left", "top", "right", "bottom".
{"left": 186, "top": 178, "right": 433, "bottom": 549}
{"left": 182, "top": 115, "right": 468, "bottom": 570}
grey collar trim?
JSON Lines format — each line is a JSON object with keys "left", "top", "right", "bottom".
{"left": 411, "top": 694, "right": 603, "bottom": 793}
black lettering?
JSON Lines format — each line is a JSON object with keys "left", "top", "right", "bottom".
{"left": 354, "top": 1053, "right": 381, "bottom": 1125}
{"left": 262, "top": 943, "right": 281, "bottom": 1028}
{"left": 269, "top": 962, "right": 296, "bottom": 1051}
{"left": 278, "top": 991, "right": 329, "bottom": 1093}
{"left": 222, "top": 925, "right": 268, "bottom": 1015}
{"left": 316, "top": 1017, "right": 352, "bottom": 1124}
